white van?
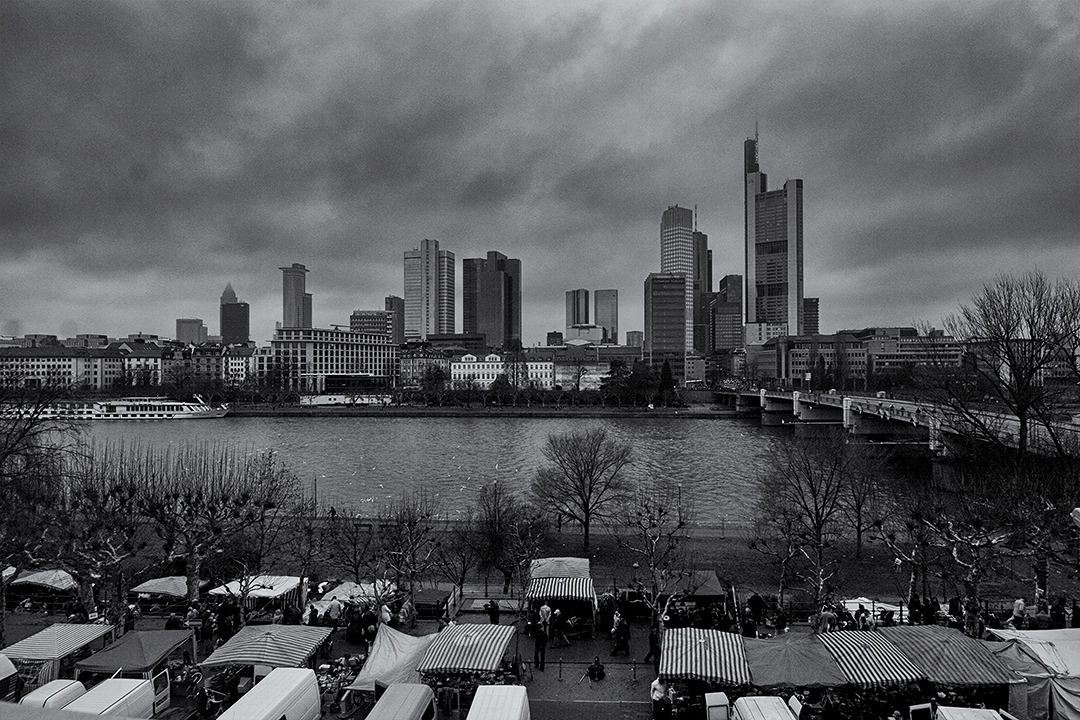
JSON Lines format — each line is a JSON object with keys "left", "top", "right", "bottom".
{"left": 466, "top": 685, "right": 529, "bottom": 720}
{"left": 366, "top": 683, "right": 436, "bottom": 720}
{"left": 18, "top": 679, "right": 87, "bottom": 709}
{"left": 61, "top": 678, "right": 155, "bottom": 718}
{"left": 0, "top": 653, "right": 18, "bottom": 702}
{"left": 732, "top": 696, "right": 796, "bottom": 720}
{"left": 216, "top": 668, "right": 321, "bottom": 720}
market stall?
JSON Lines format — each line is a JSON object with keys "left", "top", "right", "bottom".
{"left": 525, "top": 557, "right": 597, "bottom": 637}
{"left": 74, "top": 629, "right": 197, "bottom": 713}
{"left": 345, "top": 625, "right": 437, "bottom": 691}
{"left": 3, "top": 622, "right": 115, "bottom": 692}
{"left": 743, "top": 634, "right": 848, "bottom": 689}
{"left": 817, "top": 630, "right": 925, "bottom": 688}
{"left": 842, "top": 597, "right": 903, "bottom": 625}
{"left": 986, "top": 628, "right": 1080, "bottom": 720}
{"left": 311, "top": 580, "right": 395, "bottom": 615}
{"left": 207, "top": 575, "right": 307, "bottom": 615}
{"left": 660, "top": 627, "right": 751, "bottom": 685}
{"left": 129, "top": 576, "right": 204, "bottom": 616}
{"left": 201, "top": 624, "right": 331, "bottom": 674}
{"left": 8, "top": 569, "right": 78, "bottom": 614}
{"left": 880, "top": 626, "right": 1021, "bottom": 688}
{"left": 417, "top": 622, "right": 517, "bottom": 717}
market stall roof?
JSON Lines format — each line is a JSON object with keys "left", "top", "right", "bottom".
{"left": 417, "top": 623, "right": 515, "bottom": 674}
{"left": 207, "top": 575, "right": 304, "bottom": 603}
{"left": 344, "top": 625, "right": 437, "bottom": 691}
{"left": 130, "top": 576, "right": 190, "bottom": 599}
{"left": 841, "top": 597, "right": 903, "bottom": 615}
{"left": 525, "top": 557, "right": 595, "bottom": 601}
{"left": 680, "top": 570, "right": 725, "bottom": 598}
{"left": 201, "top": 625, "right": 331, "bottom": 669}
{"left": 530, "top": 557, "right": 590, "bottom": 578}
{"left": 660, "top": 627, "right": 750, "bottom": 685}
{"left": 317, "top": 580, "right": 395, "bottom": 606}
{"left": 75, "top": 630, "right": 194, "bottom": 675}
{"left": 818, "top": 631, "right": 924, "bottom": 688}
{"left": 1, "top": 653, "right": 15, "bottom": 680}
{"left": 743, "top": 634, "right": 848, "bottom": 689}
{"left": 880, "top": 625, "right": 1022, "bottom": 686}
{"left": 3, "top": 623, "right": 114, "bottom": 661}
{"left": 936, "top": 708, "right": 1005, "bottom": 720}
{"left": 987, "top": 629, "right": 1080, "bottom": 677}
{"left": 10, "top": 569, "right": 77, "bottom": 592}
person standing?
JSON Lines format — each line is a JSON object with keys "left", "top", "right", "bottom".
{"left": 1012, "top": 597, "right": 1026, "bottom": 629}
{"left": 539, "top": 599, "right": 552, "bottom": 634}
{"left": 484, "top": 599, "right": 501, "bottom": 625}
{"left": 327, "top": 596, "right": 342, "bottom": 632}
{"left": 533, "top": 624, "right": 548, "bottom": 671}
{"left": 650, "top": 676, "right": 671, "bottom": 720}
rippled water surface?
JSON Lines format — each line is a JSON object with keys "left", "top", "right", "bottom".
{"left": 89, "top": 416, "right": 784, "bottom": 524}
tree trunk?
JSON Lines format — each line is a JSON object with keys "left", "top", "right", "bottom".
{"left": 582, "top": 517, "right": 591, "bottom": 552}
{"left": 187, "top": 553, "right": 203, "bottom": 603}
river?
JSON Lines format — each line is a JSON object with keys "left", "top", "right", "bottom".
{"left": 86, "top": 415, "right": 791, "bottom": 527}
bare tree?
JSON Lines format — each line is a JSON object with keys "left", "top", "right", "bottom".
{"left": 49, "top": 441, "right": 150, "bottom": 629}
{"left": 0, "top": 387, "right": 77, "bottom": 646}
{"left": 466, "top": 481, "right": 533, "bottom": 593}
{"left": 139, "top": 443, "right": 300, "bottom": 602}
{"left": 325, "top": 508, "right": 378, "bottom": 583}
{"left": 755, "top": 427, "right": 851, "bottom": 610}
{"left": 614, "top": 484, "right": 695, "bottom": 622}
{"left": 749, "top": 499, "right": 802, "bottom": 609}
{"left": 531, "top": 428, "right": 632, "bottom": 551}
{"left": 943, "top": 270, "right": 1079, "bottom": 456}
{"left": 839, "top": 445, "right": 888, "bottom": 559}
{"left": 377, "top": 490, "right": 442, "bottom": 609}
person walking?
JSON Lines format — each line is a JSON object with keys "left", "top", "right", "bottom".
{"left": 533, "top": 624, "right": 548, "bottom": 671}
{"left": 552, "top": 609, "right": 571, "bottom": 647}
{"left": 644, "top": 625, "right": 662, "bottom": 675}
{"left": 651, "top": 676, "right": 671, "bottom": 720}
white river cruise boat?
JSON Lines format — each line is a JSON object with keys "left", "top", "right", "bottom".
{"left": 39, "top": 396, "right": 230, "bottom": 420}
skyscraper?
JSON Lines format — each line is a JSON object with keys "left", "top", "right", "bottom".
{"left": 385, "top": 295, "right": 405, "bottom": 346}
{"left": 280, "top": 263, "right": 311, "bottom": 329}
{"left": 593, "top": 289, "right": 618, "bottom": 344}
{"left": 219, "top": 283, "right": 250, "bottom": 345}
{"left": 744, "top": 135, "right": 804, "bottom": 334}
{"left": 462, "top": 251, "right": 522, "bottom": 349}
{"left": 404, "top": 239, "right": 455, "bottom": 341}
{"left": 565, "top": 289, "right": 590, "bottom": 329}
{"left": 660, "top": 206, "right": 695, "bottom": 354}
{"left": 644, "top": 273, "right": 686, "bottom": 363}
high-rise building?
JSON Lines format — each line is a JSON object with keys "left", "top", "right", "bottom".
{"left": 660, "top": 206, "right": 695, "bottom": 354}
{"left": 350, "top": 309, "right": 394, "bottom": 337}
{"left": 219, "top": 283, "right": 250, "bottom": 345}
{"left": 593, "top": 289, "right": 618, "bottom": 344}
{"left": 744, "top": 135, "right": 804, "bottom": 334}
{"left": 711, "top": 274, "right": 744, "bottom": 352}
{"left": 462, "top": 251, "right": 522, "bottom": 350}
{"left": 384, "top": 295, "right": 405, "bottom": 346}
{"left": 644, "top": 273, "right": 686, "bottom": 363}
{"left": 565, "top": 289, "right": 590, "bottom": 330}
{"left": 404, "top": 239, "right": 455, "bottom": 341}
{"left": 803, "top": 297, "right": 820, "bottom": 336}
{"left": 280, "top": 263, "right": 311, "bottom": 329}
{"left": 175, "top": 318, "right": 207, "bottom": 345}
{"left": 692, "top": 230, "right": 712, "bottom": 353}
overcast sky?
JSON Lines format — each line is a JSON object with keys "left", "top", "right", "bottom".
{"left": 2, "top": 0, "right": 1077, "bottom": 346}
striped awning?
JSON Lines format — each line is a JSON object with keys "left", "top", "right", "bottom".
{"left": 880, "top": 625, "right": 1022, "bottom": 686}
{"left": 417, "top": 623, "right": 516, "bottom": 674}
{"left": 3, "top": 623, "right": 114, "bottom": 661}
{"left": 660, "top": 627, "right": 750, "bottom": 685}
{"left": 200, "top": 624, "right": 331, "bottom": 669}
{"left": 525, "top": 576, "right": 595, "bottom": 601}
{"left": 819, "top": 630, "right": 924, "bottom": 687}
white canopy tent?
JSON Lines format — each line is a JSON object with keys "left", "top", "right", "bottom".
{"left": 986, "top": 628, "right": 1080, "bottom": 720}
{"left": 344, "top": 625, "right": 436, "bottom": 692}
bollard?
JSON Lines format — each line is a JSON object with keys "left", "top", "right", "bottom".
{"left": 632, "top": 659, "right": 637, "bottom": 682}
{"left": 558, "top": 659, "right": 563, "bottom": 681}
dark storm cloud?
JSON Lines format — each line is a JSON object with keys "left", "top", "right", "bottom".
{"left": 1, "top": 0, "right": 1076, "bottom": 339}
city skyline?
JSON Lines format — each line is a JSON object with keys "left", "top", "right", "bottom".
{"left": 2, "top": 2, "right": 1077, "bottom": 345}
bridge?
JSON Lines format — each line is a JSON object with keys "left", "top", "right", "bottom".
{"left": 715, "top": 389, "right": 1080, "bottom": 457}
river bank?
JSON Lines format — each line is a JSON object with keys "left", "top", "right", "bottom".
{"left": 228, "top": 403, "right": 742, "bottom": 418}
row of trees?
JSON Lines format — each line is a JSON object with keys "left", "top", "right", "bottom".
{"left": 750, "top": 272, "right": 1080, "bottom": 633}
